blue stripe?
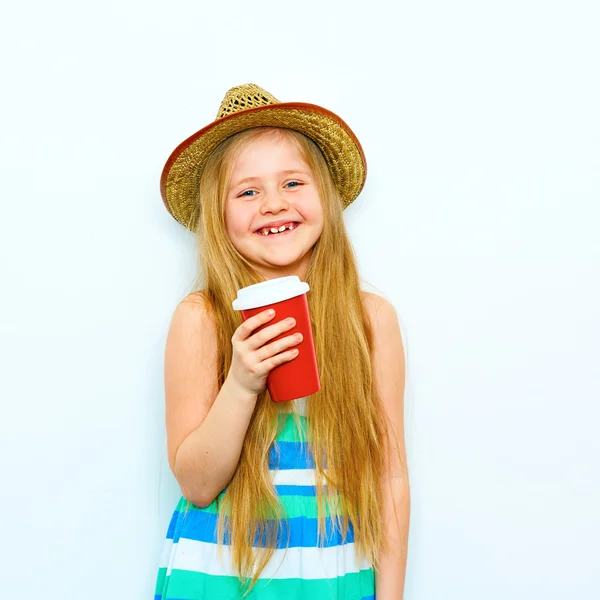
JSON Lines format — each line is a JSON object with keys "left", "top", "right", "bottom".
{"left": 275, "top": 484, "right": 317, "bottom": 496}
{"left": 361, "top": 596, "right": 376, "bottom": 600}
{"left": 165, "top": 509, "right": 179, "bottom": 539}
{"left": 170, "top": 511, "right": 354, "bottom": 548}
{"left": 269, "top": 441, "right": 315, "bottom": 469}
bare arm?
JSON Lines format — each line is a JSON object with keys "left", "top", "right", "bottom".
{"left": 364, "top": 292, "right": 410, "bottom": 599}
{"left": 165, "top": 294, "right": 301, "bottom": 507}
{"left": 172, "top": 373, "right": 258, "bottom": 507}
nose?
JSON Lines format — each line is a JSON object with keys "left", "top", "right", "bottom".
{"left": 259, "top": 187, "right": 289, "bottom": 215}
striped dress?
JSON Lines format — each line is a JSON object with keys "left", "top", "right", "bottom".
{"left": 154, "top": 397, "right": 376, "bottom": 599}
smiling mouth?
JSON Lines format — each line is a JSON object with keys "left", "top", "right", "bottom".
{"left": 255, "top": 223, "right": 300, "bottom": 237}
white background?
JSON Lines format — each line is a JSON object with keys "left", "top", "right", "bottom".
{"left": 1, "top": 1, "right": 598, "bottom": 598}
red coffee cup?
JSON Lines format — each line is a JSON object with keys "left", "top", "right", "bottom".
{"left": 232, "top": 276, "right": 320, "bottom": 402}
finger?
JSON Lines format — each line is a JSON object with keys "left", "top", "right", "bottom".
{"left": 256, "top": 332, "right": 303, "bottom": 362}
{"left": 232, "top": 309, "right": 275, "bottom": 343}
{"left": 253, "top": 347, "right": 299, "bottom": 377}
{"left": 247, "top": 317, "right": 296, "bottom": 351}
{"left": 264, "top": 348, "right": 300, "bottom": 372}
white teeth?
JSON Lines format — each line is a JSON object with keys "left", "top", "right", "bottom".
{"left": 258, "top": 223, "right": 298, "bottom": 235}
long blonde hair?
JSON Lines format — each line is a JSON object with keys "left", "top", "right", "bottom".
{"left": 189, "top": 127, "right": 387, "bottom": 592}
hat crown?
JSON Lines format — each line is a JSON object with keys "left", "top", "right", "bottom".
{"left": 216, "top": 84, "right": 280, "bottom": 119}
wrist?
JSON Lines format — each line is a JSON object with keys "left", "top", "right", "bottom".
{"left": 223, "top": 373, "right": 259, "bottom": 404}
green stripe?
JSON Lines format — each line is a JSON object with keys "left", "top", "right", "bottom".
{"left": 154, "top": 567, "right": 167, "bottom": 595}
{"left": 161, "top": 567, "right": 374, "bottom": 599}
{"left": 179, "top": 493, "right": 344, "bottom": 519}
{"left": 175, "top": 496, "right": 191, "bottom": 512}
{"left": 277, "top": 413, "right": 308, "bottom": 442}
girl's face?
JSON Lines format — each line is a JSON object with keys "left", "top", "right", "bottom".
{"left": 225, "top": 133, "right": 324, "bottom": 280}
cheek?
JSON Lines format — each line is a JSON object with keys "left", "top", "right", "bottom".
{"left": 311, "top": 204, "right": 325, "bottom": 239}
{"left": 225, "top": 204, "right": 248, "bottom": 239}
{"left": 294, "top": 192, "right": 323, "bottom": 222}
{"left": 304, "top": 201, "right": 324, "bottom": 229}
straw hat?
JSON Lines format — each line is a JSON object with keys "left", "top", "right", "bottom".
{"left": 160, "top": 83, "right": 367, "bottom": 231}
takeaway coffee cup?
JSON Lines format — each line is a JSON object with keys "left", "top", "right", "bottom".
{"left": 232, "top": 276, "right": 320, "bottom": 402}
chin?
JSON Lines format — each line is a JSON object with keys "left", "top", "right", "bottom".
{"left": 253, "top": 247, "right": 309, "bottom": 269}
{"left": 263, "top": 256, "right": 304, "bottom": 268}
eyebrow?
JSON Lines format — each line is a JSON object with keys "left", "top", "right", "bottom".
{"left": 229, "top": 169, "right": 311, "bottom": 190}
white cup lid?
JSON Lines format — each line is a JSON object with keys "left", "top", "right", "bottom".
{"left": 232, "top": 276, "right": 310, "bottom": 310}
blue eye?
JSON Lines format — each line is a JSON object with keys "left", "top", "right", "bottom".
{"left": 240, "top": 190, "right": 256, "bottom": 197}
{"left": 285, "top": 181, "right": 302, "bottom": 188}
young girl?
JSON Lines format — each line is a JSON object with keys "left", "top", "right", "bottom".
{"left": 155, "top": 84, "right": 409, "bottom": 600}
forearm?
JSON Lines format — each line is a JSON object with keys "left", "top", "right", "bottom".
{"left": 375, "top": 475, "right": 411, "bottom": 600}
{"left": 173, "top": 375, "right": 258, "bottom": 506}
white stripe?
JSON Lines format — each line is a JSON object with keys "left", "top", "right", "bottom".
{"left": 271, "top": 468, "right": 326, "bottom": 486}
{"left": 159, "top": 538, "right": 172, "bottom": 568}
{"left": 159, "top": 538, "right": 176, "bottom": 575}
{"left": 290, "top": 396, "right": 308, "bottom": 416}
{"left": 165, "top": 537, "right": 371, "bottom": 580}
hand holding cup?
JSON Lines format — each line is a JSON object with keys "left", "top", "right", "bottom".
{"left": 229, "top": 310, "right": 303, "bottom": 396}
{"left": 232, "top": 276, "right": 320, "bottom": 402}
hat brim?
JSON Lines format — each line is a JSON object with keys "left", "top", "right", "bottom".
{"left": 160, "top": 102, "right": 367, "bottom": 231}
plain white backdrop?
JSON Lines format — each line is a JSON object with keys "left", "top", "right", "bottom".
{"left": 1, "top": 1, "right": 598, "bottom": 598}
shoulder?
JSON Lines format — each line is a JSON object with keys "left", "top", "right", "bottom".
{"left": 166, "top": 291, "right": 217, "bottom": 358}
{"left": 361, "top": 291, "right": 400, "bottom": 332}
{"left": 361, "top": 290, "right": 406, "bottom": 368}
{"left": 172, "top": 290, "right": 214, "bottom": 325}
{"left": 179, "top": 289, "right": 213, "bottom": 312}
